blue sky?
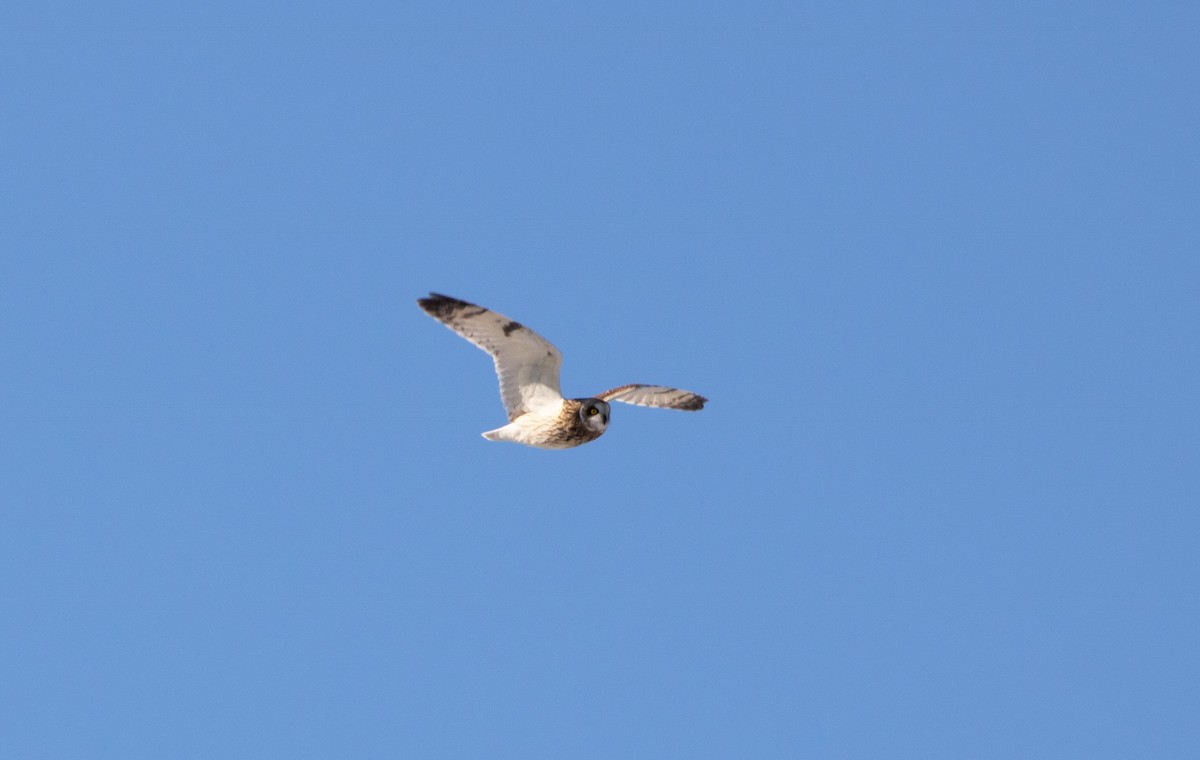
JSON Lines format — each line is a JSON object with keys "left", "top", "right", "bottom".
{"left": 2, "top": 2, "right": 1198, "bottom": 757}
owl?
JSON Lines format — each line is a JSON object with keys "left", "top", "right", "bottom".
{"left": 417, "top": 293, "right": 707, "bottom": 449}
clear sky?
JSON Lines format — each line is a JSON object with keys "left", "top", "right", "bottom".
{"left": 2, "top": 2, "right": 1198, "bottom": 758}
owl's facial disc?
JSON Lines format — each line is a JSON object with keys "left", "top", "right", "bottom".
{"left": 579, "top": 399, "right": 610, "bottom": 430}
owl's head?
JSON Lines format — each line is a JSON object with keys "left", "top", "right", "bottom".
{"left": 577, "top": 398, "right": 610, "bottom": 433}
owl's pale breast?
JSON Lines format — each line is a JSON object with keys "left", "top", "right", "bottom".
{"left": 514, "top": 400, "right": 600, "bottom": 449}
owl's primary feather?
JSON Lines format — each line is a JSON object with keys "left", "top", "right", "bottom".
{"left": 417, "top": 293, "right": 564, "bottom": 422}
{"left": 417, "top": 292, "right": 707, "bottom": 449}
{"left": 594, "top": 384, "right": 707, "bottom": 411}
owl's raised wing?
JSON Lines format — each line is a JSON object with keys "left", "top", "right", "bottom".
{"left": 594, "top": 384, "right": 707, "bottom": 411}
{"left": 418, "top": 293, "right": 564, "bottom": 421}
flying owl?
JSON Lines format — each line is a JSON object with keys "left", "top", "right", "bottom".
{"left": 417, "top": 293, "right": 707, "bottom": 449}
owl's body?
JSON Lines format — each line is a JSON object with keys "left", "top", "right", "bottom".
{"left": 482, "top": 398, "right": 610, "bottom": 449}
{"left": 417, "top": 293, "right": 706, "bottom": 450}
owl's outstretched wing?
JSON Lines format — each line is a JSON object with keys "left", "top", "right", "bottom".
{"left": 418, "top": 293, "right": 564, "bottom": 421}
{"left": 594, "top": 384, "right": 707, "bottom": 411}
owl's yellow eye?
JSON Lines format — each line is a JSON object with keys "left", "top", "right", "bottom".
{"left": 588, "top": 407, "right": 599, "bottom": 416}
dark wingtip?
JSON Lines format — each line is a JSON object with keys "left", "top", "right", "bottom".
{"left": 684, "top": 394, "right": 708, "bottom": 411}
{"left": 417, "top": 292, "right": 475, "bottom": 318}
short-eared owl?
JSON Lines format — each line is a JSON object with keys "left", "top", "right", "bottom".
{"left": 417, "top": 293, "right": 707, "bottom": 449}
